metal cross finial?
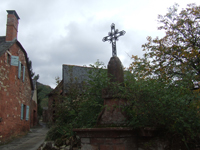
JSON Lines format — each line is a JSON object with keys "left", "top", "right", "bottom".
{"left": 102, "top": 23, "right": 126, "bottom": 57}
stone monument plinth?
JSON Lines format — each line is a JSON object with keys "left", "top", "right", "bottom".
{"left": 97, "top": 56, "right": 128, "bottom": 126}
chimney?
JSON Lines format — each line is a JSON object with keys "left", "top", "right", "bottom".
{"left": 6, "top": 10, "right": 20, "bottom": 42}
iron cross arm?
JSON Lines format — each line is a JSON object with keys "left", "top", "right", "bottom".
{"left": 102, "top": 23, "right": 126, "bottom": 57}
{"left": 102, "top": 30, "right": 126, "bottom": 42}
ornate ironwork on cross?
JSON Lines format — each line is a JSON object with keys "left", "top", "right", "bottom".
{"left": 102, "top": 23, "right": 126, "bottom": 57}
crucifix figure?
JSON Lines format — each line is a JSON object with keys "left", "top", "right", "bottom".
{"left": 102, "top": 23, "right": 126, "bottom": 57}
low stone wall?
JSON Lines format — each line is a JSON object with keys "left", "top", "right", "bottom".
{"left": 73, "top": 127, "right": 169, "bottom": 150}
{"left": 73, "top": 128, "right": 136, "bottom": 150}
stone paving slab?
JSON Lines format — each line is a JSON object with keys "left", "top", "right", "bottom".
{"left": 0, "top": 123, "right": 49, "bottom": 150}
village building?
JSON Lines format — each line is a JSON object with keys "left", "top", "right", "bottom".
{"left": 47, "top": 80, "right": 63, "bottom": 123}
{"left": 0, "top": 10, "right": 35, "bottom": 143}
{"left": 47, "top": 65, "right": 100, "bottom": 123}
{"left": 30, "top": 79, "right": 38, "bottom": 127}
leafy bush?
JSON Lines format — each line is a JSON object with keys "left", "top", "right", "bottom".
{"left": 46, "top": 62, "right": 108, "bottom": 140}
{"left": 123, "top": 72, "right": 200, "bottom": 148}
{"left": 46, "top": 60, "right": 200, "bottom": 148}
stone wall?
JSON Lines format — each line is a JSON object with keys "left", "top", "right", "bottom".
{"left": 0, "top": 43, "right": 32, "bottom": 143}
{"left": 30, "top": 80, "right": 38, "bottom": 127}
{"left": 48, "top": 92, "right": 60, "bottom": 123}
{"left": 30, "top": 100, "right": 37, "bottom": 127}
{"left": 74, "top": 128, "right": 136, "bottom": 150}
{"left": 74, "top": 128, "right": 170, "bottom": 150}
{"left": 47, "top": 80, "right": 63, "bottom": 123}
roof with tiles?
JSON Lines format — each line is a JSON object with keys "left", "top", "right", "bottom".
{"left": 0, "top": 36, "right": 34, "bottom": 90}
{"left": 0, "top": 36, "right": 15, "bottom": 57}
{"left": 62, "top": 64, "right": 106, "bottom": 94}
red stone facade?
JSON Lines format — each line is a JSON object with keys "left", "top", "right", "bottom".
{"left": 0, "top": 10, "right": 33, "bottom": 143}
{"left": 30, "top": 80, "right": 38, "bottom": 127}
{"left": 47, "top": 80, "right": 63, "bottom": 123}
{"left": 30, "top": 100, "right": 37, "bottom": 127}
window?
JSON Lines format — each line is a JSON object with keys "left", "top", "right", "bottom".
{"left": 7, "top": 53, "right": 10, "bottom": 64}
{"left": 18, "top": 61, "right": 21, "bottom": 79}
{"left": 23, "top": 104, "right": 26, "bottom": 120}
{"left": 21, "top": 63, "right": 23, "bottom": 80}
{"left": 23, "top": 66, "right": 25, "bottom": 82}
{"left": 21, "top": 104, "right": 24, "bottom": 120}
{"left": 10, "top": 55, "right": 19, "bottom": 66}
{"left": 21, "top": 104, "right": 29, "bottom": 121}
{"left": 17, "top": 62, "right": 25, "bottom": 82}
{"left": 26, "top": 106, "right": 29, "bottom": 121}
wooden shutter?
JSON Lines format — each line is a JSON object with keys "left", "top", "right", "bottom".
{"left": 26, "top": 106, "right": 29, "bottom": 121}
{"left": 18, "top": 61, "right": 21, "bottom": 79}
{"left": 21, "top": 104, "right": 24, "bottom": 120}
{"left": 10, "top": 56, "right": 19, "bottom": 66}
{"left": 23, "top": 66, "right": 25, "bottom": 82}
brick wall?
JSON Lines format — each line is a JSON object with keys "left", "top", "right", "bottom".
{"left": 0, "top": 43, "right": 32, "bottom": 143}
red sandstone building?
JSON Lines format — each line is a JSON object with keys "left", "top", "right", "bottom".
{"left": 30, "top": 79, "right": 38, "bottom": 127}
{"left": 0, "top": 10, "right": 36, "bottom": 143}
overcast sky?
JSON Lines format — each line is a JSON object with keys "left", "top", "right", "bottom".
{"left": 0, "top": 0, "right": 199, "bottom": 88}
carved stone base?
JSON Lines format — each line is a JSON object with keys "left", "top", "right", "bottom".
{"left": 97, "top": 98, "right": 128, "bottom": 126}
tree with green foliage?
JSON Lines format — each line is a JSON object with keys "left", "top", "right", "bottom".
{"left": 37, "top": 82, "right": 53, "bottom": 108}
{"left": 130, "top": 3, "right": 200, "bottom": 88}
{"left": 55, "top": 76, "right": 61, "bottom": 86}
{"left": 126, "top": 3, "right": 200, "bottom": 148}
{"left": 28, "top": 59, "right": 39, "bottom": 79}
{"left": 33, "top": 74, "right": 39, "bottom": 80}
{"left": 123, "top": 73, "right": 200, "bottom": 148}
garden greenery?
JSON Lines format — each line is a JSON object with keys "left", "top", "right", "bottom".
{"left": 46, "top": 61, "right": 200, "bottom": 148}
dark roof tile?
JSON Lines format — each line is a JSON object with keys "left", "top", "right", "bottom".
{"left": 0, "top": 36, "right": 34, "bottom": 90}
{"left": 0, "top": 36, "right": 15, "bottom": 57}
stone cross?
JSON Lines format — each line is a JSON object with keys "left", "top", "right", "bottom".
{"left": 102, "top": 23, "right": 126, "bottom": 57}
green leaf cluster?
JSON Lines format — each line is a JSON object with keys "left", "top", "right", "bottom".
{"left": 37, "top": 82, "right": 53, "bottom": 116}
{"left": 126, "top": 3, "right": 200, "bottom": 147}
{"left": 129, "top": 3, "right": 200, "bottom": 88}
